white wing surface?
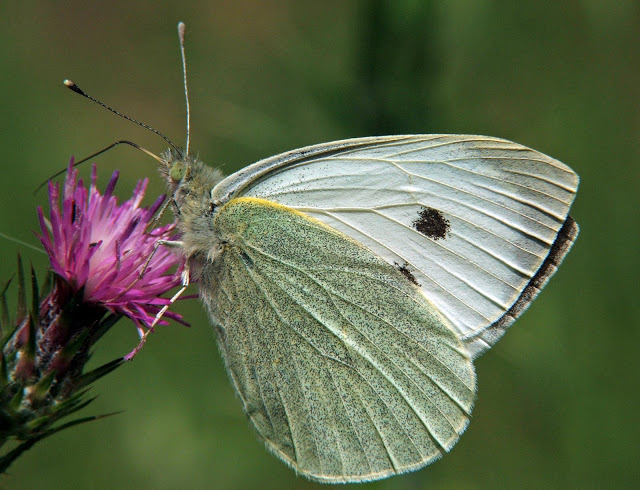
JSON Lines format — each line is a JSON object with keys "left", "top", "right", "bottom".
{"left": 211, "top": 135, "right": 579, "bottom": 357}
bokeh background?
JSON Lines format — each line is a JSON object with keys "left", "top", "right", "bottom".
{"left": 1, "top": 1, "right": 638, "bottom": 488}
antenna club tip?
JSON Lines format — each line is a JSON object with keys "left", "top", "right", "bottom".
{"left": 178, "top": 22, "right": 186, "bottom": 36}
{"left": 63, "top": 79, "right": 85, "bottom": 95}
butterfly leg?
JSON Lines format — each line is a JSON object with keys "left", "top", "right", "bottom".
{"left": 145, "top": 198, "right": 173, "bottom": 232}
{"left": 149, "top": 263, "right": 191, "bottom": 330}
{"left": 118, "top": 238, "right": 184, "bottom": 299}
{"left": 138, "top": 238, "right": 185, "bottom": 279}
{"left": 124, "top": 240, "right": 188, "bottom": 361}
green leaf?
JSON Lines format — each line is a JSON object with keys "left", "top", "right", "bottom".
{"left": 76, "top": 358, "right": 124, "bottom": 391}
{"left": 0, "top": 410, "right": 123, "bottom": 473}
{"left": 51, "top": 394, "right": 98, "bottom": 421}
{"left": 8, "top": 386, "right": 23, "bottom": 412}
{"left": 24, "top": 314, "right": 36, "bottom": 360}
{"left": 89, "top": 313, "right": 122, "bottom": 345}
{"left": 51, "top": 389, "right": 92, "bottom": 416}
{"left": 54, "top": 329, "right": 91, "bottom": 372}
{"left": 24, "top": 414, "right": 51, "bottom": 433}
{"left": 30, "top": 370, "right": 56, "bottom": 404}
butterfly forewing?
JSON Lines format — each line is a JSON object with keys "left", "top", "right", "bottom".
{"left": 202, "top": 197, "right": 475, "bottom": 483}
{"left": 211, "top": 135, "right": 579, "bottom": 357}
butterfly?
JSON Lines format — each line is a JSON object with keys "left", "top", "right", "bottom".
{"left": 160, "top": 134, "right": 579, "bottom": 483}
{"left": 65, "top": 22, "right": 578, "bottom": 484}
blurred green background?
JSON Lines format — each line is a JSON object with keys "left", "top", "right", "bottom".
{"left": 1, "top": 1, "right": 638, "bottom": 488}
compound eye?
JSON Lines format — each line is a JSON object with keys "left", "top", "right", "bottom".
{"left": 170, "top": 161, "right": 188, "bottom": 182}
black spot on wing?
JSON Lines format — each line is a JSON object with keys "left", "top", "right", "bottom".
{"left": 394, "top": 261, "right": 421, "bottom": 286}
{"left": 412, "top": 207, "right": 450, "bottom": 240}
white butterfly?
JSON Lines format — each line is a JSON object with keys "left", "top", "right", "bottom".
{"left": 160, "top": 133, "right": 578, "bottom": 483}
{"left": 65, "top": 23, "right": 578, "bottom": 484}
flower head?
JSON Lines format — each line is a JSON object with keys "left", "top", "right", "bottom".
{"left": 37, "top": 160, "right": 186, "bottom": 331}
{"left": 0, "top": 160, "right": 188, "bottom": 471}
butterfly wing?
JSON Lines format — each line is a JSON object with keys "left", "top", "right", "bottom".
{"left": 202, "top": 197, "right": 475, "bottom": 483}
{"left": 211, "top": 135, "right": 579, "bottom": 358}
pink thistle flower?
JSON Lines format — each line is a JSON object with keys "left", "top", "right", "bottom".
{"left": 37, "top": 160, "right": 187, "bottom": 345}
{"left": 0, "top": 160, "right": 189, "bottom": 471}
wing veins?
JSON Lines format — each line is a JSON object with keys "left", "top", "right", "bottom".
{"left": 230, "top": 254, "right": 305, "bottom": 466}
{"left": 368, "top": 136, "right": 503, "bottom": 158}
{"left": 436, "top": 156, "right": 577, "bottom": 192}
{"left": 326, "top": 368, "right": 372, "bottom": 479}
{"left": 406, "top": 355, "right": 472, "bottom": 418}
{"left": 295, "top": 209, "right": 494, "bottom": 324}
{"left": 231, "top": 258, "right": 298, "bottom": 449}
{"left": 219, "top": 268, "right": 274, "bottom": 431}
{"left": 328, "top": 201, "right": 544, "bottom": 262}
{"left": 241, "top": 247, "right": 435, "bottom": 470}
{"left": 240, "top": 248, "right": 355, "bottom": 370}
{"left": 313, "top": 154, "right": 560, "bottom": 238}
{"left": 372, "top": 209, "right": 528, "bottom": 297}
{"left": 321, "top": 285, "right": 463, "bottom": 445}
{"left": 241, "top": 238, "right": 480, "bottom": 355}
{"left": 436, "top": 159, "right": 574, "bottom": 207}
{"left": 319, "top": 208, "right": 518, "bottom": 308}
{"left": 240, "top": 241, "right": 473, "bottom": 435}
{"left": 327, "top": 136, "right": 527, "bottom": 162}
{"left": 246, "top": 242, "right": 476, "bottom": 395}
{"left": 474, "top": 182, "right": 566, "bottom": 221}
{"left": 443, "top": 161, "right": 574, "bottom": 207}
{"left": 352, "top": 384, "right": 400, "bottom": 474}
{"left": 397, "top": 168, "right": 558, "bottom": 240}
{"left": 505, "top": 168, "right": 578, "bottom": 191}
{"left": 447, "top": 229, "right": 533, "bottom": 278}
{"left": 332, "top": 135, "right": 448, "bottom": 158}
{"left": 240, "top": 247, "right": 424, "bottom": 477}
{"left": 326, "top": 287, "right": 474, "bottom": 394}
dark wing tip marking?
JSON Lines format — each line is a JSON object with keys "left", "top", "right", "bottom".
{"left": 466, "top": 216, "right": 579, "bottom": 356}
{"left": 502, "top": 215, "right": 579, "bottom": 322}
{"left": 394, "top": 261, "right": 421, "bottom": 286}
{"left": 412, "top": 207, "right": 451, "bottom": 240}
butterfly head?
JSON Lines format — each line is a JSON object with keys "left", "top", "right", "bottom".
{"left": 160, "top": 149, "right": 224, "bottom": 220}
{"left": 161, "top": 148, "right": 191, "bottom": 190}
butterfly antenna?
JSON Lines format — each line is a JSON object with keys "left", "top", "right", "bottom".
{"left": 177, "top": 21, "right": 191, "bottom": 155}
{"left": 34, "top": 140, "right": 163, "bottom": 195}
{"left": 63, "top": 79, "right": 182, "bottom": 155}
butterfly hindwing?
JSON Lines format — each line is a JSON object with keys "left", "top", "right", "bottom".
{"left": 201, "top": 197, "right": 475, "bottom": 483}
